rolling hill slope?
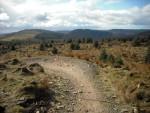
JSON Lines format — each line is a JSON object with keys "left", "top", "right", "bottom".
{"left": 63, "top": 29, "right": 112, "bottom": 39}
{"left": 0, "top": 29, "right": 149, "bottom": 41}
{"left": 0, "top": 29, "right": 64, "bottom": 41}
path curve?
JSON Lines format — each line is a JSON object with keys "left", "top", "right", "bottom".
{"left": 28, "top": 56, "right": 112, "bottom": 113}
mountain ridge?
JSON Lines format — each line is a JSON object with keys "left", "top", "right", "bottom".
{"left": 0, "top": 29, "right": 149, "bottom": 41}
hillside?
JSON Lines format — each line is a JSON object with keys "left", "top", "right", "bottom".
{"left": 0, "top": 29, "right": 149, "bottom": 41}
{"left": 63, "top": 29, "right": 112, "bottom": 39}
{"left": 137, "top": 30, "right": 150, "bottom": 37}
{"left": 64, "top": 29, "right": 150, "bottom": 39}
{"left": 0, "top": 29, "right": 41, "bottom": 41}
{"left": 0, "top": 29, "right": 64, "bottom": 41}
{"left": 109, "top": 29, "right": 148, "bottom": 37}
{"left": 34, "top": 31, "right": 64, "bottom": 41}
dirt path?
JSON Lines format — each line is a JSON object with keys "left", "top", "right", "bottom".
{"left": 28, "top": 56, "right": 120, "bottom": 113}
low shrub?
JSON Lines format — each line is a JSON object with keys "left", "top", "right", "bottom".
{"left": 113, "top": 56, "right": 124, "bottom": 68}
{"left": 70, "top": 43, "right": 80, "bottom": 50}
{"left": 99, "top": 49, "right": 123, "bottom": 67}
{"left": 99, "top": 49, "right": 108, "bottom": 62}
{"left": 52, "top": 47, "right": 58, "bottom": 54}
{"left": 93, "top": 41, "right": 99, "bottom": 48}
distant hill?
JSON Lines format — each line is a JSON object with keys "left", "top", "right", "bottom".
{"left": 137, "top": 30, "right": 150, "bottom": 37}
{"left": 0, "top": 29, "right": 149, "bottom": 41}
{"left": 34, "top": 31, "right": 64, "bottom": 41}
{"left": 0, "top": 29, "right": 41, "bottom": 41}
{"left": 0, "top": 29, "right": 64, "bottom": 41}
{"left": 109, "top": 29, "right": 149, "bottom": 37}
{"left": 63, "top": 29, "right": 150, "bottom": 40}
{"left": 63, "top": 29, "right": 112, "bottom": 39}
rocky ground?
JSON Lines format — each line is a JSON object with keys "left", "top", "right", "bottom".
{"left": 26, "top": 56, "right": 134, "bottom": 113}
{"left": 0, "top": 58, "right": 77, "bottom": 113}
{"left": 0, "top": 56, "right": 142, "bottom": 113}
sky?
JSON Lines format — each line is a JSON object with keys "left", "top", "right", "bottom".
{"left": 0, "top": 0, "right": 150, "bottom": 33}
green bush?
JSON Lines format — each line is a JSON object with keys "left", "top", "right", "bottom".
{"left": 67, "top": 39, "right": 72, "bottom": 43}
{"left": 86, "top": 38, "right": 93, "bottom": 43}
{"left": 77, "top": 39, "right": 81, "bottom": 43}
{"left": 52, "top": 47, "right": 58, "bottom": 54}
{"left": 45, "top": 43, "right": 52, "bottom": 48}
{"left": 11, "top": 45, "right": 16, "bottom": 51}
{"left": 107, "top": 54, "right": 115, "bottom": 64}
{"left": 99, "top": 49, "right": 108, "bottom": 62}
{"left": 132, "top": 37, "right": 141, "bottom": 46}
{"left": 99, "top": 50, "right": 123, "bottom": 68}
{"left": 113, "top": 56, "right": 124, "bottom": 68}
{"left": 39, "top": 44, "right": 45, "bottom": 51}
{"left": 70, "top": 43, "right": 80, "bottom": 50}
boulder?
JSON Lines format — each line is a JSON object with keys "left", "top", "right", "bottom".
{"left": 28, "top": 63, "right": 44, "bottom": 73}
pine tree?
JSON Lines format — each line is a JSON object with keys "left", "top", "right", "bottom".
{"left": 93, "top": 41, "right": 99, "bottom": 48}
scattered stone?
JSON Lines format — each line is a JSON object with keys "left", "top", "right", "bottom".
{"left": 72, "top": 102, "right": 75, "bottom": 105}
{"left": 121, "top": 108, "right": 128, "bottom": 113}
{"left": 48, "top": 81, "right": 53, "bottom": 85}
{"left": 132, "top": 107, "right": 140, "bottom": 113}
{"left": 67, "top": 108, "right": 74, "bottom": 112}
{"left": 36, "top": 110, "right": 40, "bottom": 113}
{"left": 78, "top": 99, "right": 81, "bottom": 101}
{"left": 29, "top": 63, "right": 44, "bottom": 73}
{"left": 56, "top": 105, "right": 64, "bottom": 110}
{"left": 80, "top": 84, "right": 84, "bottom": 87}
{"left": 78, "top": 90, "right": 83, "bottom": 93}
{"left": 112, "top": 95, "right": 117, "bottom": 98}
{"left": 113, "top": 107, "right": 118, "bottom": 111}
{"left": 73, "top": 91, "right": 78, "bottom": 95}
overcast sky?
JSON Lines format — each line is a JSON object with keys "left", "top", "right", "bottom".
{"left": 0, "top": 0, "right": 150, "bottom": 33}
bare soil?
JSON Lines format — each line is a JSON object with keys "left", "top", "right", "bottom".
{"left": 27, "top": 56, "right": 132, "bottom": 113}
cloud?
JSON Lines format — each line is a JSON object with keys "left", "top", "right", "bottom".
{"left": 36, "top": 13, "right": 49, "bottom": 21}
{"left": 0, "top": 12, "right": 9, "bottom": 21}
{"left": 0, "top": 0, "right": 149, "bottom": 33}
{"left": 104, "top": 0, "right": 124, "bottom": 4}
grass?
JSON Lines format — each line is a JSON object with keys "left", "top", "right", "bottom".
{"left": 0, "top": 40, "right": 150, "bottom": 112}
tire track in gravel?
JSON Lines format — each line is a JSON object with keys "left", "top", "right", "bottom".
{"left": 39, "top": 56, "right": 111, "bottom": 113}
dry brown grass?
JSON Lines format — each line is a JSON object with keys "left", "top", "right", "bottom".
{"left": 0, "top": 41, "right": 149, "bottom": 111}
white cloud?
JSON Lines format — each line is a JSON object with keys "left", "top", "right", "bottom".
{"left": 105, "top": 0, "right": 124, "bottom": 4}
{"left": 0, "top": 12, "right": 9, "bottom": 21}
{"left": 0, "top": 0, "right": 149, "bottom": 32}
